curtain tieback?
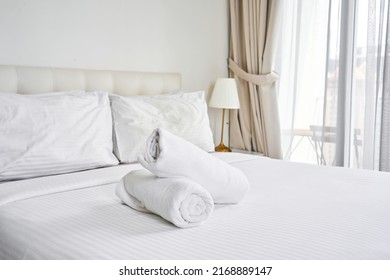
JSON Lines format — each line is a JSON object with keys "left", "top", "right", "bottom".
{"left": 228, "top": 58, "right": 279, "bottom": 86}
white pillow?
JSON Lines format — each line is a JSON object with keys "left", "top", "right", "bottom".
{"left": 0, "top": 91, "right": 119, "bottom": 181}
{"left": 110, "top": 91, "right": 215, "bottom": 163}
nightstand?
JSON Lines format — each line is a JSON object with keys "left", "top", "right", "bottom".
{"left": 231, "top": 149, "right": 264, "bottom": 156}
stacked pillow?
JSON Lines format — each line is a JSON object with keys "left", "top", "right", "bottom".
{"left": 110, "top": 91, "right": 214, "bottom": 163}
{"left": 0, "top": 90, "right": 215, "bottom": 181}
{"left": 0, "top": 91, "right": 118, "bottom": 181}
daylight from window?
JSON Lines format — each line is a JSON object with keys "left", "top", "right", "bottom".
{"left": 277, "top": 0, "right": 388, "bottom": 170}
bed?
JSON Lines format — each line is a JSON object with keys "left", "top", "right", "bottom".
{"left": 0, "top": 65, "right": 389, "bottom": 260}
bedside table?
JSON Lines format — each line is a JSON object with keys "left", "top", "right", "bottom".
{"left": 231, "top": 149, "right": 264, "bottom": 156}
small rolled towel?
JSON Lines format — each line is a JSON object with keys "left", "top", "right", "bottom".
{"left": 116, "top": 169, "right": 214, "bottom": 228}
{"left": 138, "top": 128, "right": 250, "bottom": 203}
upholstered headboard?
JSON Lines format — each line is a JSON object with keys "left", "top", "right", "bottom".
{"left": 0, "top": 65, "right": 181, "bottom": 95}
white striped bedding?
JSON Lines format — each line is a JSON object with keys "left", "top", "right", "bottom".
{"left": 0, "top": 153, "right": 389, "bottom": 259}
{"left": 0, "top": 91, "right": 118, "bottom": 181}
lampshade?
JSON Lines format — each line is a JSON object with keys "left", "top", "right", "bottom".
{"left": 209, "top": 78, "right": 240, "bottom": 109}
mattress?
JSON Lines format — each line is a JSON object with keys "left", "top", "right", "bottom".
{"left": 0, "top": 153, "right": 389, "bottom": 260}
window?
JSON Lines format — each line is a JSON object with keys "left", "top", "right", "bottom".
{"left": 277, "top": 0, "right": 390, "bottom": 171}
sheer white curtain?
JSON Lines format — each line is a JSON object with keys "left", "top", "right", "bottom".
{"left": 379, "top": 1, "right": 390, "bottom": 171}
{"left": 277, "top": 0, "right": 390, "bottom": 171}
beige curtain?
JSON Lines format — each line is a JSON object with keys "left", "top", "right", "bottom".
{"left": 229, "top": 0, "right": 282, "bottom": 158}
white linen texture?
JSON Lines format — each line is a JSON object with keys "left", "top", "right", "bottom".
{"left": 138, "top": 128, "right": 250, "bottom": 203}
{"left": 110, "top": 91, "right": 215, "bottom": 163}
{"left": 0, "top": 91, "right": 118, "bottom": 181}
{"left": 1, "top": 153, "right": 390, "bottom": 259}
{"left": 116, "top": 169, "right": 214, "bottom": 228}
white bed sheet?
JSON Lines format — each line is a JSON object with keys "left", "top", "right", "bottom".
{"left": 0, "top": 153, "right": 389, "bottom": 260}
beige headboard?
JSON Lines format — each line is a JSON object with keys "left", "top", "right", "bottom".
{"left": 0, "top": 65, "right": 181, "bottom": 95}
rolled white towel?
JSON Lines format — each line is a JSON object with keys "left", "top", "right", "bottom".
{"left": 138, "top": 128, "right": 250, "bottom": 203}
{"left": 116, "top": 169, "right": 214, "bottom": 228}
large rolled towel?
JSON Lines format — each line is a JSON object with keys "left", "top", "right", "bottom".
{"left": 138, "top": 128, "right": 250, "bottom": 203}
{"left": 116, "top": 169, "right": 214, "bottom": 228}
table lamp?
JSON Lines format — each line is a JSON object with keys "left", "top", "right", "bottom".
{"left": 209, "top": 78, "right": 240, "bottom": 152}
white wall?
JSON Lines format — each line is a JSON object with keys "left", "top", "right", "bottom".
{"left": 0, "top": 0, "right": 229, "bottom": 143}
